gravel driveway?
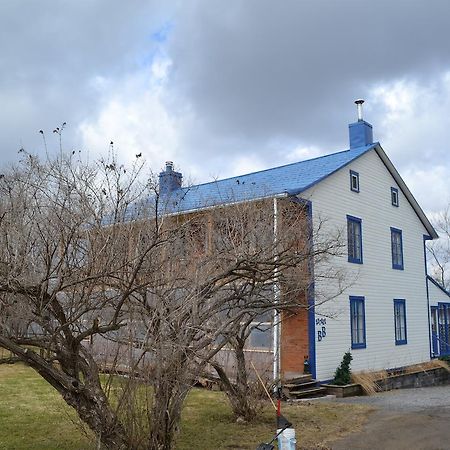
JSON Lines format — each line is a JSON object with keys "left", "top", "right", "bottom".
{"left": 330, "top": 385, "right": 450, "bottom": 450}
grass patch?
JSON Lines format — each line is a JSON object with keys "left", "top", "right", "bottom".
{"left": 180, "top": 392, "right": 372, "bottom": 450}
{"left": 0, "top": 364, "right": 372, "bottom": 449}
{"left": 0, "top": 364, "right": 93, "bottom": 450}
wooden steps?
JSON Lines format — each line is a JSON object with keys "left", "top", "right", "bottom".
{"left": 282, "top": 375, "right": 327, "bottom": 399}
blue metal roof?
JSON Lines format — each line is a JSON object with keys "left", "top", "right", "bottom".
{"left": 161, "top": 143, "right": 376, "bottom": 214}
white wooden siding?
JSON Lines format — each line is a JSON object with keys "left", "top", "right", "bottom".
{"left": 303, "top": 149, "right": 431, "bottom": 380}
{"left": 428, "top": 279, "right": 450, "bottom": 306}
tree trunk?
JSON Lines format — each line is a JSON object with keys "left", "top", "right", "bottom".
{"left": 63, "top": 384, "right": 128, "bottom": 449}
{"left": 0, "top": 337, "right": 128, "bottom": 449}
{"left": 213, "top": 341, "right": 257, "bottom": 422}
{"left": 148, "top": 378, "right": 189, "bottom": 450}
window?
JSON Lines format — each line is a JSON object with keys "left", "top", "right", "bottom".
{"left": 350, "top": 296, "right": 366, "bottom": 349}
{"left": 347, "top": 215, "right": 363, "bottom": 264}
{"left": 394, "top": 299, "right": 407, "bottom": 345}
{"left": 391, "top": 227, "right": 404, "bottom": 270}
{"left": 391, "top": 187, "right": 399, "bottom": 207}
{"left": 247, "top": 323, "right": 272, "bottom": 349}
{"left": 350, "top": 170, "right": 360, "bottom": 192}
{"left": 431, "top": 306, "right": 439, "bottom": 356}
{"left": 244, "top": 311, "right": 273, "bottom": 350}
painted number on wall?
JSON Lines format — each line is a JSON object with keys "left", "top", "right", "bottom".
{"left": 316, "top": 318, "right": 327, "bottom": 342}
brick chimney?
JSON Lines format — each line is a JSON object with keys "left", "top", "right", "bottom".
{"left": 349, "top": 99, "right": 373, "bottom": 149}
{"left": 159, "top": 161, "right": 182, "bottom": 195}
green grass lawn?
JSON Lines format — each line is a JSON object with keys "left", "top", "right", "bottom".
{"left": 0, "top": 363, "right": 372, "bottom": 449}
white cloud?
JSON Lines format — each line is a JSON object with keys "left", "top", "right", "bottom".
{"left": 283, "top": 145, "right": 324, "bottom": 164}
{"left": 368, "top": 73, "right": 450, "bottom": 216}
{"left": 402, "top": 165, "right": 449, "bottom": 216}
{"left": 78, "top": 56, "right": 182, "bottom": 171}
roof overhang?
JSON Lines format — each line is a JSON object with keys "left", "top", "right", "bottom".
{"left": 372, "top": 143, "right": 438, "bottom": 239}
{"left": 427, "top": 275, "right": 450, "bottom": 297}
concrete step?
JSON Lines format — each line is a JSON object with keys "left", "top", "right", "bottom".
{"left": 289, "top": 386, "right": 328, "bottom": 399}
{"left": 282, "top": 376, "right": 328, "bottom": 400}
{"left": 285, "top": 374, "right": 313, "bottom": 384}
{"left": 283, "top": 380, "right": 318, "bottom": 389}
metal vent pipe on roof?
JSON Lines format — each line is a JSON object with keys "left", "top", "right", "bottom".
{"left": 355, "top": 99, "right": 364, "bottom": 121}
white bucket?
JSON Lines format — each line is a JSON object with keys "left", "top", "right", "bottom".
{"left": 277, "top": 427, "right": 296, "bottom": 449}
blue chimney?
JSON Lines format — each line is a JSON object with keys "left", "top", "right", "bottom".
{"left": 159, "top": 161, "right": 182, "bottom": 195}
{"left": 349, "top": 99, "right": 373, "bottom": 149}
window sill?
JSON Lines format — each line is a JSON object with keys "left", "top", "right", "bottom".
{"left": 351, "top": 343, "right": 366, "bottom": 350}
{"left": 348, "top": 258, "right": 363, "bottom": 264}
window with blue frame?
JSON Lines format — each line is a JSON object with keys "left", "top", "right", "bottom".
{"left": 394, "top": 299, "right": 407, "bottom": 345}
{"left": 391, "top": 187, "right": 399, "bottom": 207}
{"left": 347, "top": 215, "right": 363, "bottom": 264}
{"left": 350, "top": 296, "right": 366, "bottom": 349}
{"left": 438, "top": 303, "right": 450, "bottom": 356}
{"left": 350, "top": 170, "right": 360, "bottom": 192}
{"left": 391, "top": 227, "right": 404, "bottom": 270}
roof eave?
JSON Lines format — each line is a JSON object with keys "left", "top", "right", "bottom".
{"left": 160, "top": 191, "right": 290, "bottom": 217}
{"left": 373, "top": 143, "right": 438, "bottom": 239}
{"left": 427, "top": 275, "right": 450, "bottom": 297}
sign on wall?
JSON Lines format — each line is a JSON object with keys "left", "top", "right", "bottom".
{"left": 316, "top": 318, "right": 327, "bottom": 342}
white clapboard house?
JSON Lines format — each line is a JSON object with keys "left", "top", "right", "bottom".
{"left": 158, "top": 100, "right": 445, "bottom": 381}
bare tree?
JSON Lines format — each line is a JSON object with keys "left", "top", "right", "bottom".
{"left": 0, "top": 149, "right": 346, "bottom": 449}
{"left": 208, "top": 199, "right": 346, "bottom": 422}
{"left": 428, "top": 207, "right": 450, "bottom": 289}
{"left": 0, "top": 149, "right": 150, "bottom": 448}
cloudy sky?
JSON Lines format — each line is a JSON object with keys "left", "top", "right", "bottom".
{"left": 1, "top": 0, "right": 450, "bottom": 216}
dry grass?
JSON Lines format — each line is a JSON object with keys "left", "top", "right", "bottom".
{"left": 0, "top": 363, "right": 373, "bottom": 450}
{"left": 351, "top": 359, "right": 450, "bottom": 395}
{"left": 351, "top": 370, "right": 387, "bottom": 395}
{"left": 0, "top": 348, "right": 12, "bottom": 359}
{"left": 403, "top": 359, "right": 450, "bottom": 374}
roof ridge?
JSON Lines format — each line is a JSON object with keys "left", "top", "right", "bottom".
{"left": 181, "top": 146, "right": 360, "bottom": 191}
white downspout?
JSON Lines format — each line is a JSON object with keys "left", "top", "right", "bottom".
{"left": 272, "top": 197, "right": 281, "bottom": 383}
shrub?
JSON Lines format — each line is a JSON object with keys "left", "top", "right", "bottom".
{"left": 333, "top": 351, "right": 353, "bottom": 385}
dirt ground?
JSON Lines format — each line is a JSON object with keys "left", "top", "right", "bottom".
{"left": 330, "top": 385, "right": 450, "bottom": 450}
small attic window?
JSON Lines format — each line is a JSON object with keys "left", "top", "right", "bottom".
{"left": 391, "top": 187, "right": 399, "bottom": 207}
{"left": 350, "top": 170, "right": 360, "bottom": 193}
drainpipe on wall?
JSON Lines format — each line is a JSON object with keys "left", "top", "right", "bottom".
{"left": 272, "top": 197, "right": 281, "bottom": 384}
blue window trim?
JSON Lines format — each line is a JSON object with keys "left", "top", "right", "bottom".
{"left": 391, "top": 187, "right": 399, "bottom": 207}
{"left": 431, "top": 305, "right": 439, "bottom": 357}
{"left": 394, "top": 299, "right": 407, "bottom": 345}
{"left": 426, "top": 276, "right": 450, "bottom": 357}
{"left": 347, "top": 215, "right": 363, "bottom": 264}
{"left": 437, "top": 302, "right": 450, "bottom": 356}
{"left": 350, "top": 296, "right": 366, "bottom": 349}
{"left": 350, "top": 170, "right": 360, "bottom": 193}
{"left": 391, "top": 227, "right": 404, "bottom": 270}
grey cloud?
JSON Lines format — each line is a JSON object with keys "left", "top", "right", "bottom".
{"left": 2, "top": 0, "right": 450, "bottom": 214}
{"left": 0, "top": 0, "right": 169, "bottom": 157}
{"left": 168, "top": 0, "right": 450, "bottom": 150}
